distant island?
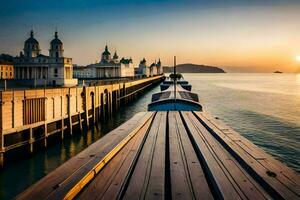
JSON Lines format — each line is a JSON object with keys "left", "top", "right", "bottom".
{"left": 274, "top": 71, "right": 282, "bottom": 73}
{"left": 163, "top": 63, "right": 226, "bottom": 73}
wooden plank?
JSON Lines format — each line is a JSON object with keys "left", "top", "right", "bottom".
{"left": 195, "top": 111, "right": 300, "bottom": 199}
{"left": 184, "top": 112, "right": 270, "bottom": 199}
{"left": 16, "top": 112, "right": 153, "bottom": 200}
{"left": 58, "top": 112, "right": 154, "bottom": 200}
{"left": 199, "top": 112, "right": 267, "bottom": 160}
{"left": 123, "top": 112, "right": 167, "bottom": 200}
{"left": 197, "top": 112, "right": 300, "bottom": 191}
{"left": 182, "top": 111, "right": 242, "bottom": 199}
{"left": 168, "top": 111, "right": 213, "bottom": 200}
{"left": 77, "top": 116, "right": 152, "bottom": 199}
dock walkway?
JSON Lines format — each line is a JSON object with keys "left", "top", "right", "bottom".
{"left": 17, "top": 111, "right": 300, "bottom": 200}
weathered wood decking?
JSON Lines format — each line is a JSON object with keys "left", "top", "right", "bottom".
{"left": 17, "top": 111, "right": 300, "bottom": 200}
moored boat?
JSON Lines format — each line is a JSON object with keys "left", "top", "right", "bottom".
{"left": 148, "top": 56, "right": 201, "bottom": 111}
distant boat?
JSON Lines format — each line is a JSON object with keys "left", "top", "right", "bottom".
{"left": 274, "top": 71, "right": 282, "bottom": 73}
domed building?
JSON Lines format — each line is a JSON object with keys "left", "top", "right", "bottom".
{"left": 137, "top": 58, "right": 163, "bottom": 77}
{"left": 100, "top": 45, "right": 111, "bottom": 63}
{"left": 24, "top": 30, "right": 40, "bottom": 57}
{"left": 75, "top": 45, "right": 135, "bottom": 78}
{"left": 49, "top": 31, "right": 64, "bottom": 58}
{"left": 14, "top": 30, "right": 77, "bottom": 87}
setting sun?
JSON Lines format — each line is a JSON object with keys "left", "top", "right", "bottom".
{"left": 296, "top": 55, "right": 300, "bottom": 62}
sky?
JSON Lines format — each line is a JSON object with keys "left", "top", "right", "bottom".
{"left": 0, "top": 0, "right": 300, "bottom": 72}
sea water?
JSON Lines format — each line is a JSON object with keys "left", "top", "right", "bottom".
{"left": 0, "top": 73, "right": 299, "bottom": 199}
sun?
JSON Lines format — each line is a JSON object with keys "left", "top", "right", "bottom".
{"left": 296, "top": 55, "right": 300, "bottom": 62}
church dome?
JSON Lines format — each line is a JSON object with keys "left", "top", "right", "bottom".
{"left": 50, "top": 31, "right": 63, "bottom": 45}
{"left": 25, "top": 30, "right": 39, "bottom": 45}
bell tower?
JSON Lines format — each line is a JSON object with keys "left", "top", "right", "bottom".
{"left": 49, "top": 31, "right": 64, "bottom": 58}
{"left": 24, "top": 30, "right": 41, "bottom": 57}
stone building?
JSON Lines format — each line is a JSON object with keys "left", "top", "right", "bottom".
{"left": 73, "top": 45, "right": 135, "bottom": 78}
{"left": 14, "top": 30, "right": 77, "bottom": 87}
{"left": 0, "top": 62, "right": 14, "bottom": 79}
{"left": 0, "top": 54, "right": 14, "bottom": 79}
{"left": 138, "top": 58, "right": 163, "bottom": 77}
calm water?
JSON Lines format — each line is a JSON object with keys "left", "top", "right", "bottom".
{"left": 187, "top": 73, "right": 300, "bottom": 173}
{"left": 0, "top": 73, "right": 299, "bottom": 199}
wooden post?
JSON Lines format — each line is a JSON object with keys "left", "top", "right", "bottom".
{"left": 100, "top": 93, "right": 104, "bottom": 121}
{"left": 84, "top": 87, "right": 89, "bottom": 128}
{"left": 117, "top": 88, "right": 121, "bottom": 110}
{"left": 12, "top": 99, "right": 15, "bottom": 128}
{"left": 68, "top": 92, "right": 73, "bottom": 135}
{"left": 109, "top": 93, "right": 112, "bottom": 118}
{"left": 124, "top": 88, "right": 127, "bottom": 105}
{"left": 78, "top": 112, "right": 83, "bottom": 132}
{"left": 44, "top": 123, "right": 48, "bottom": 148}
{"left": 0, "top": 153, "right": 3, "bottom": 168}
{"left": 44, "top": 96, "right": 48, "bottom": 148}
{"left": 113, "top": 91, "right": 117, "bottom": 112}
{"left": 0, "top": 134, "right": 4, "bottom": 168}
{"left": 61, "top": 118, "right": 64, "bottom": 140}
{"left": 29, "top": 127, "right": 33, "bottom": 153}
{"left": 92, "top": 92, "right": 96, "bottom": 125}
{"left": 98, "top": 91, "right": 101, "bottom": 121}
{"left": 102, "top": 93, "right": 106, "bottom": 120}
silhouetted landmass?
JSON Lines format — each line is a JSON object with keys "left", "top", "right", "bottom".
{"left": 274, "top": 71, "right": 282, "bottom": 73}
{"left": 163, "top": 63, "right": 225, "bottom": 73}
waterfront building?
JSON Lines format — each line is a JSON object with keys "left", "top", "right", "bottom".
{"left": 137, "top": 58, "right": 163, "bottom": 77}
{"left": 14, "top": 30, "right": 78, "bottom": 86}
{"left": 73, "top": 65, "right": 92, "bottom": 79}
{"left": 0, "top": 61, "right": 14, "bottom": 79}
{"left": 73, "top": 45, "right": 135, "bottom": 78}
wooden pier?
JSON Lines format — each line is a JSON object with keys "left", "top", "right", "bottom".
{"left": 17, "top": 111, "right": 300, "bottom": 200}
{"left": 0, "top": 76, "right": 164, "bottom": 167}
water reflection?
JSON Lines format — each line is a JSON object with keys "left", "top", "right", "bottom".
{"left": 186, "top": 73, "right": 300, "bottom": 172}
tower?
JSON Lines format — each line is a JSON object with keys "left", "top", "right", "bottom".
{"left": 24, "top": 30, "right": 40, "bottom": 57}
{"left": 113, "top": 51, "right": 119, "bottom": 63}
{"left": 100, "top": 45, "right": 111, "bottom": 63}
{"left": 49, "top": 31, "right": 64, "bottom": 58}
{"left": 157, "top": 58, "right": 162, "bottom": 74}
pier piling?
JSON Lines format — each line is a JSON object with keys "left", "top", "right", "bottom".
{"left": 61, "top": 118, "right": 65, "bottom": 140}
{"left": 78, "top": 112, "right": 83, "bottom": 132}
{"left": 29, "top": 128, "right": 33, "bottom": 153}
{"left": 44, "top": 123, "right": 48, "bottom": 148}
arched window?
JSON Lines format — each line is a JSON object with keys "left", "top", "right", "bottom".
{"left": 56, "top": 52, "right": 59, "bottom": 58}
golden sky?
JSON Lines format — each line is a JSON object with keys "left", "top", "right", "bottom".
{"left": 1, "top": 1, "right": 300, "bottom": 72}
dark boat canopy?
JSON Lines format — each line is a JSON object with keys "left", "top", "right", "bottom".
{"left": 149, "top": 56, "right": 201, "bottom": 111}
{"left": 161, "top": 77, "right": 192, "bottom": 91}
{"left": 148, "top": 82, "right": 202, "bottom": 111}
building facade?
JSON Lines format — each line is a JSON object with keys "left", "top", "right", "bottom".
{"left": 0, "top": 62, "right": 14, "bottom": 79}
{"left": 137, "top": 58, "right": 163, "bottom": 77}
{"left": 14, "top": 30, "right": 77, "bottom": 87}
{"left": 73, "top": 45, "right": 135, "bottom": 79}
